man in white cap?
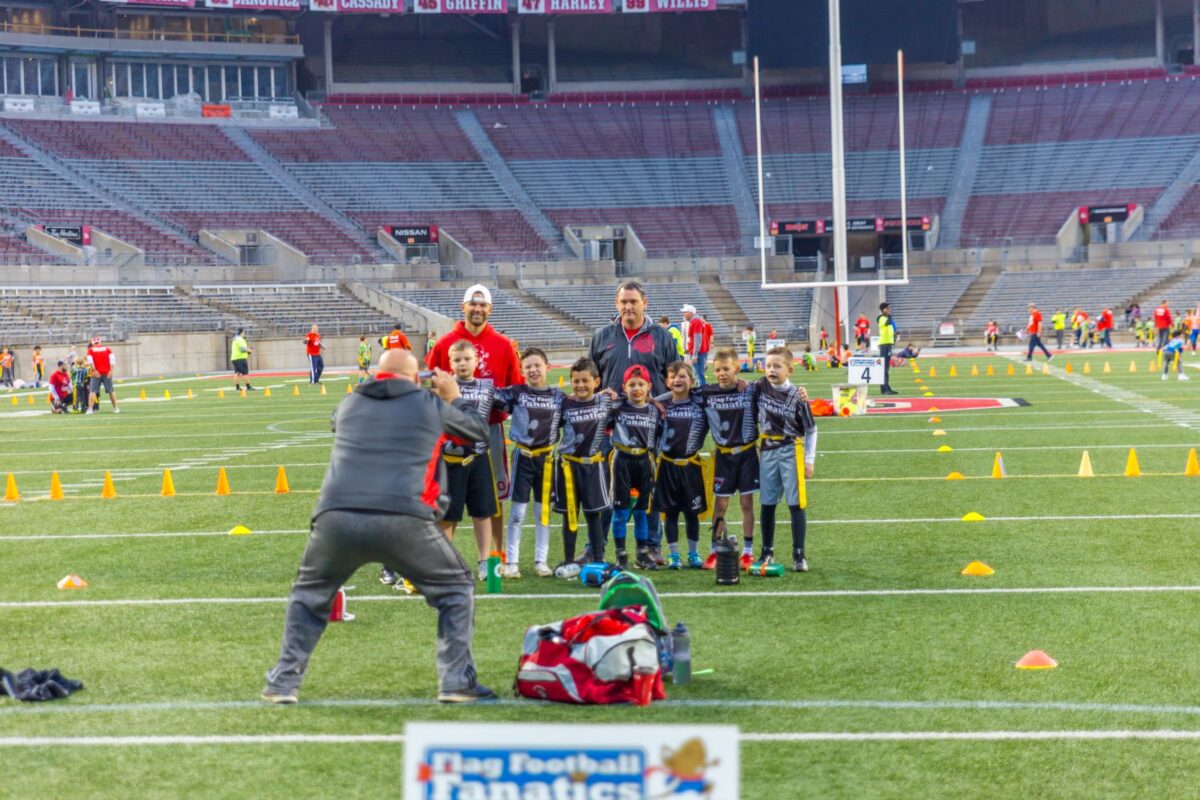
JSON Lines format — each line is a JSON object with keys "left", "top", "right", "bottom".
{"left": 681, "top": 304, "right": 712, "bottom": 386}
{"left": 425, "top": 284, "right": 523, "bottom": 579}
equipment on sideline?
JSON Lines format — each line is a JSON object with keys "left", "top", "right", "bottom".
{"left": 713, "top": 530, "right": 740, "bottom": 586}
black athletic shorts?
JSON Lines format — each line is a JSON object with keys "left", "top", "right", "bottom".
{"left": 713, "top": 448, "right": 759, "bottom": 497}
{"left": 610, "top": 452, "right": 654, "bottom": 511}
{"left": 510, "top": 449, "right": 551, "bottom": 504}
{"left": 553, "top": 458, "right": 611, "bottom": 515}
{"left": 232, "top": 358, "right": 249, "bottom": 376}
{"left": 443, "top": 454, "right": 498, "bottom": 523}
{"left": 653, "top": 459, "right": 707, "bottom": 516}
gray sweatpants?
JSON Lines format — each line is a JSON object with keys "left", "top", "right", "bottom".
{"left": 265, "top": 509, "right": 478, "bottom": 695}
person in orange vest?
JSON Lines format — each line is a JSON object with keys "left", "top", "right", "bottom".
{"left": 0, "top": 347, "right": 13, "bottom": 388}
{"left": 383, "top": 324, "right": 412, "bottom": 351}
{"left": 1024, "top": 303, "right": 1052, "bottom": 362}
{"left": 1153, "top": 299, "right": 1173, "bottom": 351}
{"left": 31, "top": 345, "right": 44, "bottom": 388}
{"left": 1096, "top": 307, "right": 1114, "bottom": 350}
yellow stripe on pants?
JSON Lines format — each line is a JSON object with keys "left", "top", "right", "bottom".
{"left": 699, "top": 453, "right": 716, "bottom": 521}
{"left": 560, "top": 459, "right": 578, "bottom": 532}
{"left": 795, "top": 439, "right": 807, "bottom": 510}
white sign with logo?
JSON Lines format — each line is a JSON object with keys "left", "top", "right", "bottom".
{"left": 268, "top": 104, "right": 299, "bottom": 119}
{"left": 404, "top": 722, "right": 739, "bottom": 799}
{"left": 3, "top": 97, "right": 35, "bottom": 113}
{"left": 136, "top": 101, "right": 166, "bottom": 118}
{"left": 70, "top": 100, "right": 102, "bottom": 116}
{"left": 847, "top": 356, "right": 885, "bottom": 385}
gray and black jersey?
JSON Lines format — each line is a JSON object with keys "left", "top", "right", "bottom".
{"left": 496, "top": 385, "right": 564, "bottom": 450}
{"left": 655, "top": 393, "right": 709, "bottom": 460}
{"left": 609, "top": 400, "right": 661, "bottom": 453}
{"left": 696, "top": 384, "right": 757, "bottom": 448}
{"left": 754, "top": 378, "right": 816, "bottom": 453}
{"left": 558, "top": 394, "right": 615, "bottom": 459}
{"left": 444, "top": 378, "right": 496, "bottom": 457}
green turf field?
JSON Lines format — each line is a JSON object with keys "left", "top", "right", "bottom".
{"left": 3, "top": 351, "right": 1200, "bottom": 798}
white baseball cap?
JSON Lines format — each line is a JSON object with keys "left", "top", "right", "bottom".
{"left": 680, "top": 304, "right": 697, "bottom": 314}
{"left": 462, "top": 284, "right": 492, "bottom": 305}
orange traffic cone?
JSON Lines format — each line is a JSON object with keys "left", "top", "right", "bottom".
{"left": 49, "top": 472, "right": 64, "bottom": 501}
{"left": 4, "top": 472, "right": 19, "bottom": 502}
{"left": 1015, "top": 650, "right": 1057, "bottom": 669}
{"left": 215, "top": 468, "right": 231, "bottom": 496}
{"left": 275, "top": 466, "right": 290, "bottom": 494}
{"left": 1124, "top": 448, "right": 1141, "bottom": 478}
{"left": 1186, "top": 448, "right": 1200, "bottom": 477}
{"left": 100, "top": 471, "right": 117, "bottom": 499}
{"left": 161, "top": 469, "right": 176, "bottom": 497}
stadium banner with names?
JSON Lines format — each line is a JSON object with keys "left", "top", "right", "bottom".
{"left": 384, "top": 225, "right": 438, "bottom": 244}
{"left": 1078, "top": 204, "right": 1135, "bottom": 225}
{"left": 205, "top": 0, "right": 301, "bottom": 9}
{"left": 38, "top": 224, "right": 91, "bottom": 247}
{"left": 101, "top": 0, "right": 196, "bottom": 7}
{"left": 309, "top": 0, "right": 403, "bottom": 11}
{"left": 623, "top": 0, "right": 717, "bottom": 11}
{"left": 518, "top": 0, "right": 614, "bottom": 13}
{"left": 404, "top": 722, "right": 739, "bottom": 799}
{"left": 771, "top": 216, "right": 931, "bottom": 236}
{"left": 414, "top": 0, "right": 506, "bottom": 13}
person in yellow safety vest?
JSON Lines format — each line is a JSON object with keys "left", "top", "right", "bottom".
{"left": 1070, "top": 307, "right": 1085, "bottom": 348}
{"left": 876, "top": 302, "right": 898, "bottom": 395}
{"left": 1051, "top": 308, "right": 1067, "bottom": 350}
{"left": 659, "top": 315, "right": 685, "bottom": 358}
{"left": 230, "top": 328, "right": 255, "bottom": 392}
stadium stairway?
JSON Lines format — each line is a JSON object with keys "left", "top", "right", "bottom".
{"left": 699, "top": 275, "right": 750, "bottom": 336}
{"left": 219, "top": 126, "right": 390, "bottom": 262}
{"left": 176, "top": 286, "right": 263, "bottom": 334}
{"left": 454, "top": 110, "right": 566, "bottom": 257}
{"left": 0, "top": 122, "right": 210, "bottom": 261}
{"left": 937, "top": 95, "right": 992, "bottom": 249}
{"left": 712, "top": 105, "right": 760, "bottom": 253}
{"left": 507, "top": 285, "right": 593, "bottom": 343}
{"left": 1141, "top": 147, "right": 1200, "bottom": 238}
{"left": 943, "top": 265, "right": 1001, "bottom": 333}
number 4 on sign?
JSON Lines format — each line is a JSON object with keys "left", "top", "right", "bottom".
{"left": 861, "top": 368, "right": 871, "bottom": 383}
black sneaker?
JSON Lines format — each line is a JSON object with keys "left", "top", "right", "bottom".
{"left": 379, "top": 567, "right": 398, "bottom": 586}
{"left": 793, "top": 556, "right": 810, "bottom": 573}
{"left": 575, "top": 547, "right": 594, "bottom": 565}
{"left": 760, "top": 548, "right": 775, "bottom": 565}
{"left": 635, "top": 547, "right": 658, "bottom": 570}
{"left": 247, "top": 385, "right": 257, "bottom": 391}
{"left": 438, "top": 684, "right": 498, "bottom": 704}
{"left": 647, "top": 546, "right": 667, "bottom": 566}
{"left": 616, "top": 549, "right": 629, "bottom": 569}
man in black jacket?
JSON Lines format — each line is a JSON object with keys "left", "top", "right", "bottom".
{"left": 589, "top": 281, "right": 678, "bottom": 396}
{"left": 262, "top": 349, "right": 494, "bottom": 705}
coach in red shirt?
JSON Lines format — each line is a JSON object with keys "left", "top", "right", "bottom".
{"left": 1154, "top": 299, "right": 1173, "bottom": 351}
{"left": 86, "top": 337, "right": 120, "bottom": 414}
{"left": 426, "top": 284, "right": 522, "bottom": 562}
{"left": 304, "top": 324, "right": 325, "bottom": 384}
{"left": 1097, "top": 307, "right": 1114, "bottom": 349}
{"left": 48, "top": 361, "right": 72, "bottom": 414}
{"left": 1024, "top": 303, "right": 1052, "bottom": 363}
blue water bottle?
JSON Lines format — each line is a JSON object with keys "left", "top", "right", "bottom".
{"left": 671, "top": 622, "right": 691, "bottom": 685}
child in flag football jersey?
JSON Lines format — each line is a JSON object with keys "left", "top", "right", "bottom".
{"left": 655, "top": 361, "right": 710, "bottom": 569}
{"left": 439, "top": 340, "right": 499, "bottom": 582}
{"left": 495, "top": 348, "right": 564, "bottom": 578}
{"left": 552, "top": 358, "right": 614, "bottom": 573}
{"left": 608, "top": 364, "right": 662, "bottom": 571}
{"left": 755, "top": 347, "right": 818, "bottom": 572}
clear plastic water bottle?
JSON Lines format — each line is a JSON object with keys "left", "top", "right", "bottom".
{"left": 671, "top": 622, "right": 691, "bottom": 685}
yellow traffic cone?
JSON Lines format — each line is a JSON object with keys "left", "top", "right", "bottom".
{"left": 1186, "top": 448, "right": 1200, "bottom": 477}
{"left": 987, "top": 364, "right": 995, "bottom": 376}
{"left": 100, "top": 471, "right": 117, "bottom": 499}
{"left": 215, "top": 468, "right": 232, "bottom": 496}
{"left": 949, "top": 365, "right": 958, "bottom": 377}
{"left": 1025, "top": 363, "right": 1033, "bottom": 375}
{"left": 1103, "top": 362, "right": 1111, "bottom": 373}
{"left": 320, "top": 384, "right": 327, "bottom": 396}
{"left": 1078, "top": 451, "right": 1094, "bottom": 477}
{"left": 240, "top": 388, "right": 247, "bottom": 398}
{"left": 275, "top": 466, "right": 290, "bottom": 494}
{"left": 1082, "top": 362, "right": 1092, "bottom": 374}
{"left": 1041, "top": 363, "right": 1050, "bottom": 374}
{"left": 49, "top": 471, "right": 64, "bottom": 500}
{"left": 970, "top": 365, "right": 979, "bottom": 376}
{"left": 961, "top": 560, "right": 994, "bottom": 576}
{"left": 164, "top": 389, "right": 171, "bottom": 400}
{"left": 945, "top": 472, "right": 965, "bottom": 480}
{"left": 1064, "top": 362, "right": 1073, "bottom": 373}
{"left": 187, "top": 388, "right": 194, "bottom": 399}
{"left": 264, "top": 387, "right": 272, "bottom": 398}
{"left": 928, "top": 366, "right": 937, "bottom": 377}
{"left": 346, "top": 383, "right": 352, "bottom": 395}
{"left": 26, "top": 394, "right": 34, "bottom": 405}
{"left": 1006, "top": 363, "right": 1015, "bottom": 376}
{"left": 4, "top": 472, "right": 19, "bottom": 502}
{"left": 1129, "top": 360, "right": 1137, "bottom": 373}
{"left": 1124, "top": 448, "right": 1141, "bottom": 478}
{"left": 161, "top": 469, "right": 176, "bottom": 497}
{"left": 1150, "top": 359, "right": 1158, "bottom": 372}
{"left": 139, "top": 388, "right": 147, "bottom": 400}
{"left": 937, "top": 445, "right": 953, "bottom": 453}
{"left": 293, "top": 385, "right": 300, "bottom": 396}
{"left": 992, "top": 452, "right": 1006, "bottom": 479}
{"left": 218, "top": 389, "right": 225, "bottom": 399}
{"left": 558, "top": 375, "right": 564, "bottom": 388}
{"left": 961, "top": 512, "right": 985, "bottom": 522}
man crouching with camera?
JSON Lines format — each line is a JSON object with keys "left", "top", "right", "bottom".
{"left": 262, "top": 348, "right": 495, "bottom": 705}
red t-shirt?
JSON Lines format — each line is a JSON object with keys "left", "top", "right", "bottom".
{"left": 698, "top": 319, "right": 714, "bottom": 354}
{"left": 1098, "top": 309, "right": 1113, "bottom": 330}
{"left": 426, "top": 321, "right": 522, "bottom": 424}
{"left": 49, "top": 370, "right": 71, "bottom": 399}
{"left": 1027, "top": 310, "right": 1042, "bottom": 335}
{"left": 855, "top": 317, "right": 870, "bottom": 336}
{"left": 304, "top": 332, "right": 322, "bottom": 356}
{"left": 1154, "top": 305, "right": 1172, "bottom": 330}
{"left": 385, "top": 330, "right": 411, "bottom": 350}
{"left": 87, "top": 345, "right": 113, "bottom": 376}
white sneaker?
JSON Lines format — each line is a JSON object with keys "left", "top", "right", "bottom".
{"left": 113, "top": 407, "right": 120, "bottom": 414}
{"left": 1180, "top": 374, "right": 1191, "bottom": 381}
{"left": 476, "top": 560, "right": 487, "bottom": 581}
{"left": 534, "top": 562, "right": 553, "bottom": 578}
{"left": 499, "top": 564, "right": 521, "bottom": 579}
{"left": 1162, "top": 374, "right": 1168, "bottom": 381}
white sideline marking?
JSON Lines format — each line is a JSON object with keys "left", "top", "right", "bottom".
{"left": 2, "top": 730, "right": 1200, "bottom": 746}
{"left": 10, "top": 697, "right": 1200, "bottom": 718}
{"left": 6, "top": 584, "right": 1200, "bottom": 608}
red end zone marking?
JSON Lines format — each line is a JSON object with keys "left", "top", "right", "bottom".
{"left": 868, "top": 397, "right": 1028, "bottom": 414}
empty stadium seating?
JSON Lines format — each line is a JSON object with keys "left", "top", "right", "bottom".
{"left": 0, "top": 287, "right": 238, "bottom": 340}
{"left": 960, "top": 188, "right": 1163, "bottom": 246}
{"left": 548, "top": 207, "right": 741, "bottom": 257}
{"left": 5, "top": 120, "right": 248, "bottom": 162}
{"left": 0, "top": 303, "right": 56, "bottom": 345}
{"left": 166, "top": 212, "right": 377, "bottom": 263}
{"left": 191, "top": 285, "right": 392, "bottom": 335}
{"left": 720, "top": 281, "right": 812, "bottom": 343}
{"left": 882, "top": 274, "right": 976, "bottom": 339}
{"left": 250, "top": 106, "right": 478, "bottom": 163}
{"left": 353, "top": 211, "right": 550, "bottom": 260}
{"left": 1155, "top": 185, "right": 1200, "bottom": 239}
{"left": 24, "top": 209, "right": 213, "bottom": 262}
{"left": 396, "top": 288, "right": 584, "bottom": 348}
{"left": 965, "top": 266, "right": 1182, "bottom": 331}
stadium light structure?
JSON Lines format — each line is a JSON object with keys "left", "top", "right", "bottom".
{"left": 756, "top": 0, "right": 911, "bottom": 347}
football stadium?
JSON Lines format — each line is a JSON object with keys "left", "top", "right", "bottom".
{"left": 4, "top": 0, "right": 1200, "bottom": 796}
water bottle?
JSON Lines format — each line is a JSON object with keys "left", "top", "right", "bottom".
{"left": 713, "top": 530, "right": 740, "bottom": 586}
{"left": 671, "top": 622, "right": 691, "bottom": 685}
{"left": 486, "top": 551, "right": 502, "bottom": 594}
{"left": 746, "top": 561, "right": 785, "bottom": 577}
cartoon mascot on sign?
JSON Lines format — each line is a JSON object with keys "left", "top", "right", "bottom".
{"left": 644, "top": 737, "right": 719, "bottom": 798}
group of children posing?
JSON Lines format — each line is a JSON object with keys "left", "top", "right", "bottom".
{"left": 436, "top": 341, "right": 818, "bottom": 579}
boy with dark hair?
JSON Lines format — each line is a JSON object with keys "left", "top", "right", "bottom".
{"left": 699, "top": 348, "right": 758, "bottom": 570}
{"left": 608, "top": 364, "right": 662, "bottom": 571}
{"left": 553, "top": 357, "right": 614, "bottom": 574}
{"left": 496, "top": 347, "right": 564, "bottom": 578}
{"left": 439, "top": 340, "right": 498, "bottom": 582}
{"left": 756, "top": 347, "right": 818, "bottom": 572}
{"left": 655, "top": 361, "right": 710, "bottom": 570}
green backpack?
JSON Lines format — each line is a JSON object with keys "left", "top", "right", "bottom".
{"left": 597, "top": 571, "right": 668, "bottom": 636}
